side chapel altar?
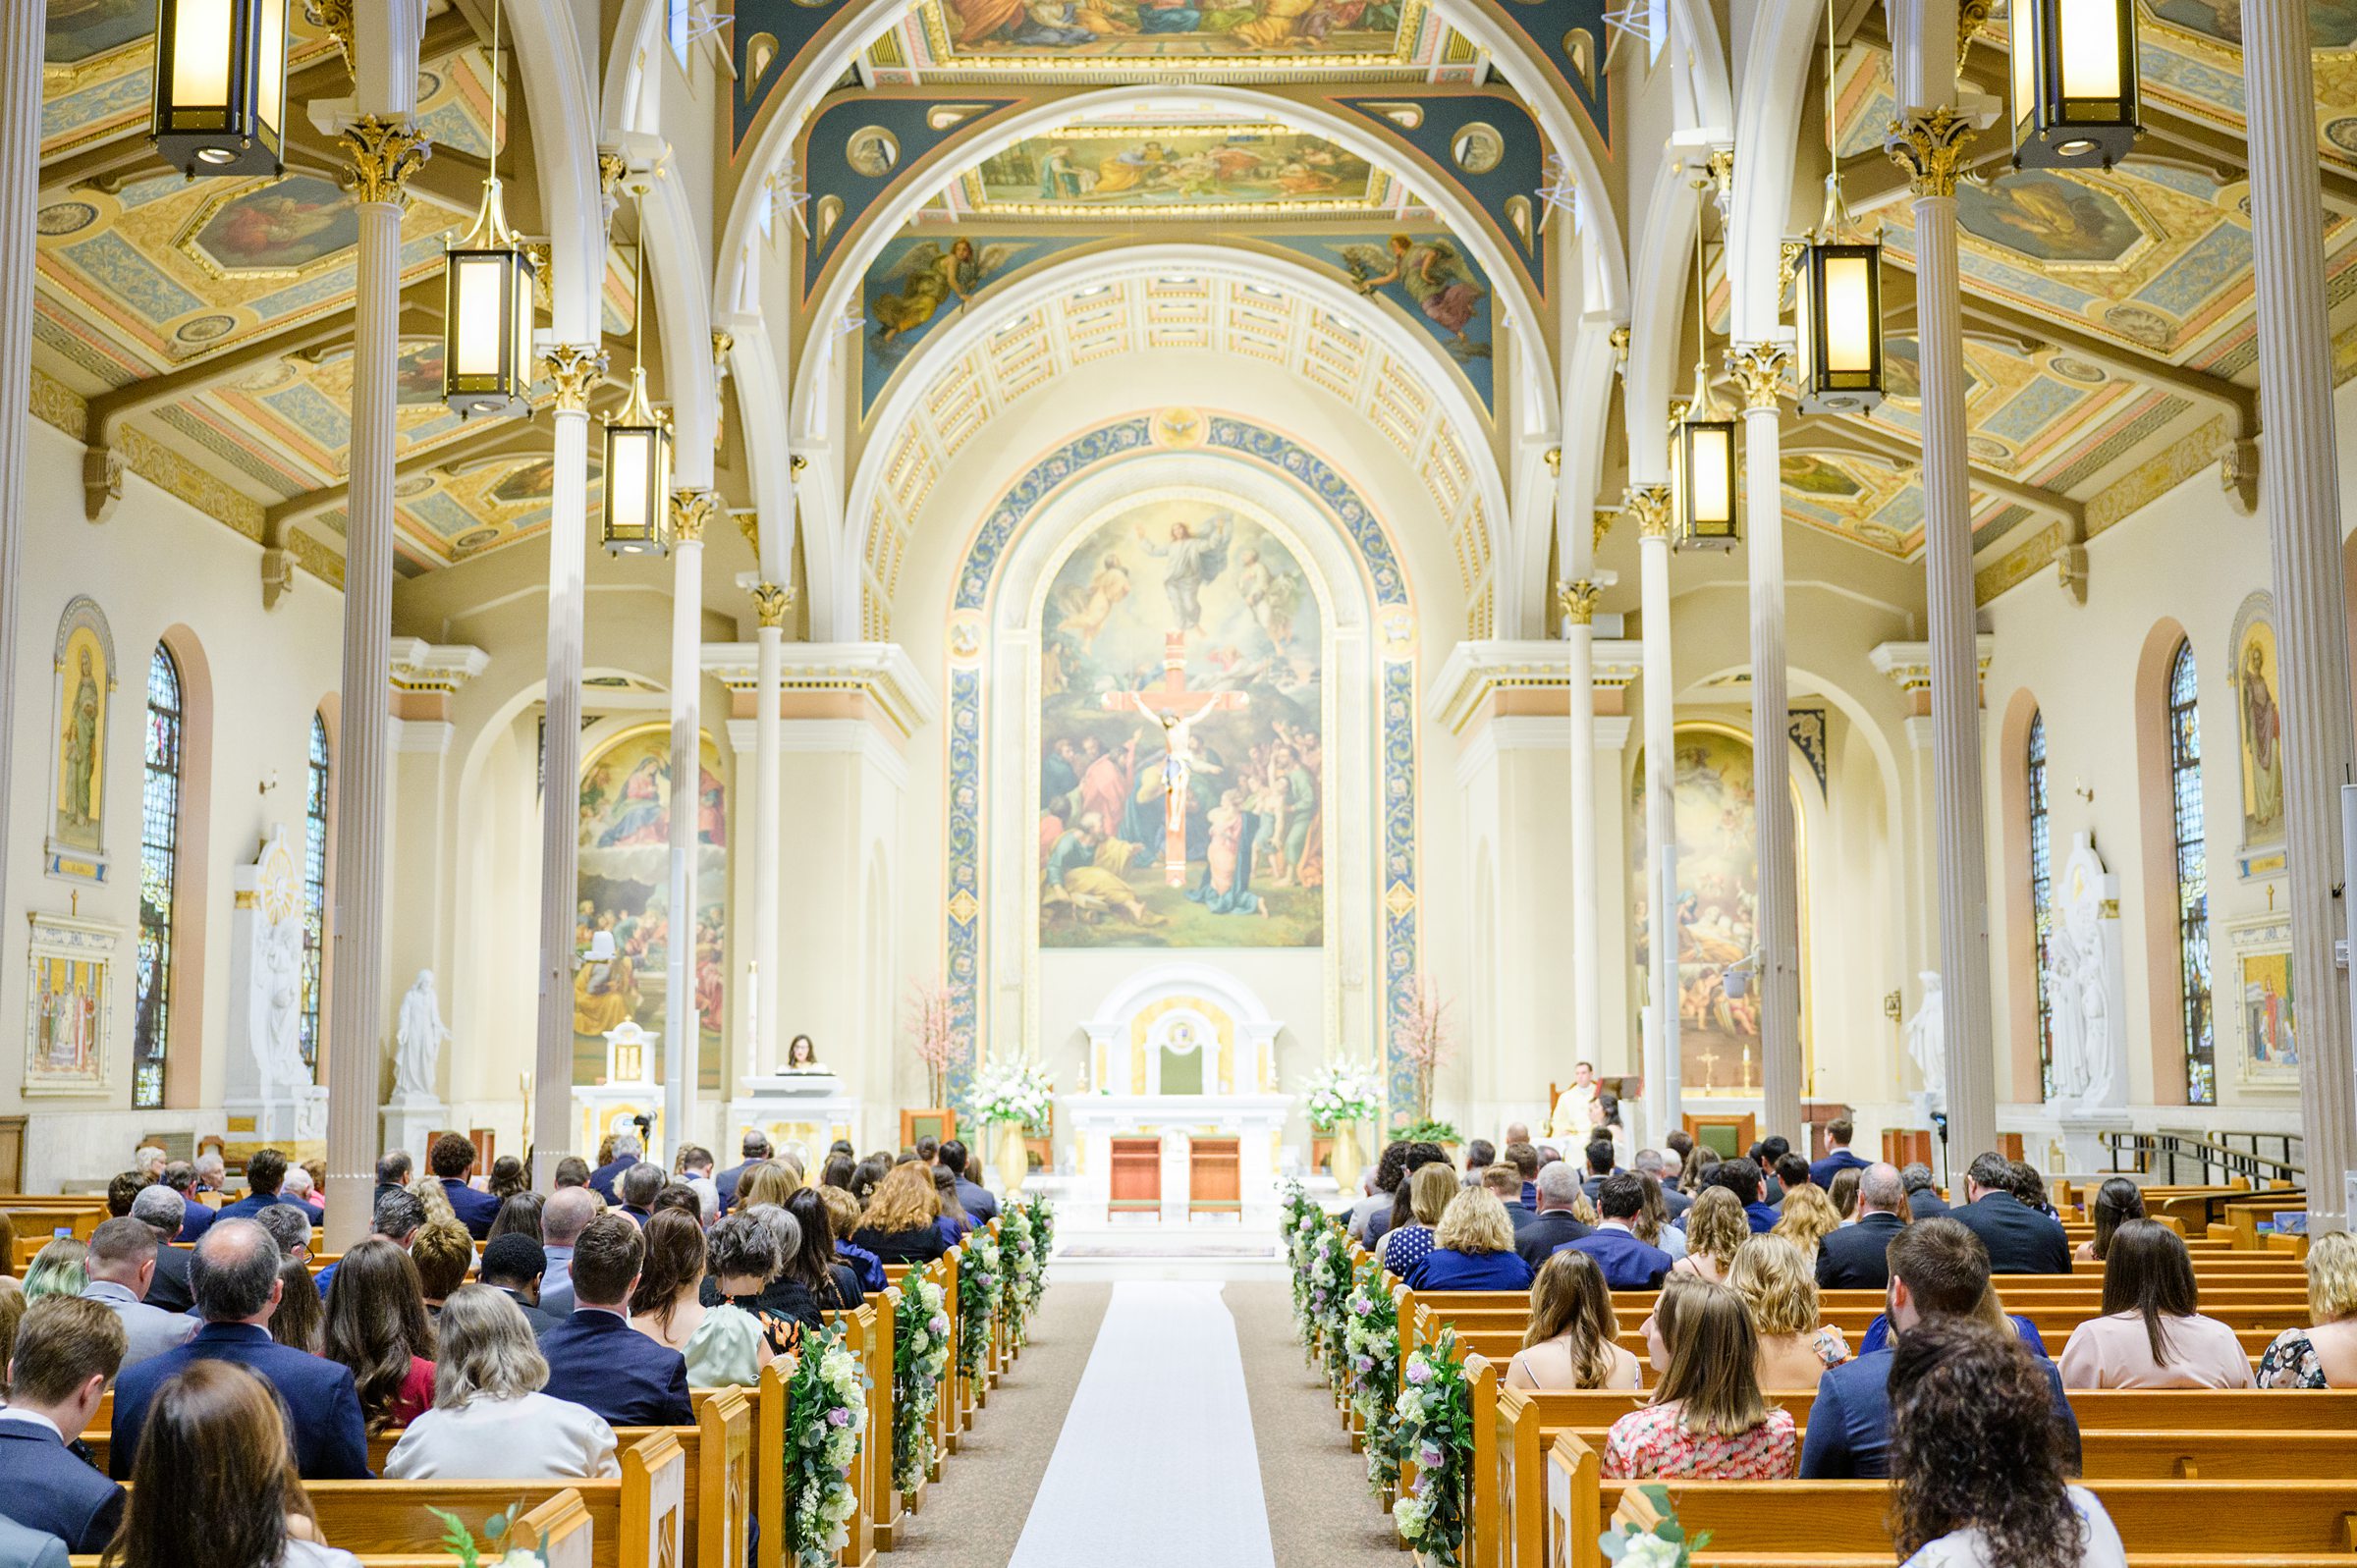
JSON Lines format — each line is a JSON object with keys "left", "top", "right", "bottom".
{"left": 1060, "top": 964, "right": 1293, "bottom": 1229}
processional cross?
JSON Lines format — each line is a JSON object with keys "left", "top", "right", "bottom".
{"left": 1102, "top": 632, "right": 1247, "bottom": 887}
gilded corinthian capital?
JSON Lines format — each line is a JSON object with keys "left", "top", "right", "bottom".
{"left": 339, "top": 117, "right": 431, "bottom": 207}
{"left": 752, "top": 582, "right": 795, "bottom": 628}
{"left": 1625, "top": 484, "right": 1672, "bottom": 540}
{"left": 670, "top": 490, "right": 720, "bottom": 545}
{"left": 1885, "top": 107, "right": 1976, "bottom": 198}
{"left": 1727, "top": 342, "right": 1791, "bottom": 411}
{"left": 541, "top": 345, "right": 607, "bottom": 414}
{"left": 1557, "top": 579, "right": 1601, "bottom": 626}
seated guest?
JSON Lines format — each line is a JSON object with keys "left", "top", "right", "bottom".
{"left": 1507, "top": 1251, "right": 1638, "bottom": 1391}
{"left": 109, "top": 1219, "right": 370, "bottom": 1480}
{"left": 1578, "top": 1138, "right": 1617, "bottom": 1203}
{"left": 1899, "top": 1162, "right": 1947, "bottom": 1220}
{"left": 313, "top": 1189, "right": 425, "bottom": 1300}
{"left": 79, "top": 1217, "right": 196, "bottom": 1371}
{"left": 2074, "top": 1177, "right": 2145, "bottom": 1264}
{"left": 105, "top": 1171, "right": 145, "bottom": 1222}
{"left": 214, "top": 1149, "right": 303, "bottom": 1223}
{"left": 1633, "top": 1175, "right": 1687, "bottom": 1262}
{"left": 1709, "top": 1159, "right": 1778, "bottom": 1234}
{"left": 0, "top": 1517, "right": 63, "bottom": 1568}
{"left": 1602, "top": 1278, "right": 1795, "bottom": 1479}
{"left": 539, "top": 1185, "right": 599, "bottom": 1316}
{"left": 479, "top": 1234, "right": 565, "bottom": 1334}
{"left": 1462, "top": 1139, "right": 1497, "bottom": 1180}
{"left": 487, "top": 1191, "right": 546, "bottom": 1247}
{"left": 1479, "top": 1165, "right": 1535, "bottom": 1237}
{"left": 486, "top": 1156, "right": 528, "bottom": 1205}
{"left": 1773, "top": 1154, "right": 1814, "bottom": 1206}
{"left": 1404, "top": 1189, "right": 1534, "bottom": 1292}
{"left": 192, "top": 1152, "right": 228, "bottom": 1200}
{"left": 1672, "top": 1187, "right": 1746, "bottom": 1284}
{"left": 553, "top": 1157, "right": 593, "bottom": 1190}
{"left": 1771, "top": 1183, "right": 1841, "bottom": 1264}
{"left": 1728, "top": 1235, "right": 1849, "bottom": 1387}
{"left": 630, "top": 1211, "right": 769, "bottom": 1387}
{"left": 1513, "top": 1161, "right": 1593, "bottom": 1271}
{"left": 932, "top": 1168, "right": 974, "bottom": 1244}
{"left": 1801, "top": 1217, "right": 2079, "bottom": 1480}
{"left": 2009, "top": 1161, "right": 2060, "bottom": 1218}
{"left": 1365, "top": 1143, "right": 1447, "bottom": 1248}
{"left": 705, "top": 1210, "right": 802, "bottom": 1357}
{"left": 321, "top": 1239, "right": 437, "bottom": 1431}
{"left": 648, "top": 1181, "right": 701, "bottom": 1227}
{"left": 373, "top": 1151, "right": 412, "bottom": 1206}
{"left": 1815, "top": 1163, "right": 1909, "bottom": 1291}
{"left": 1947, "top": 1152, "right": 2071, "bottom": 1275}
{"left": 1634, "top": 1150, "right": 1691, "bottom": 1219}
{"left": 538, "top": 1214, "right": 693, "bottom": 1426}
{"left": 21, "top": 1240, "right": 85, "bottom": 1302}
{"left": 2058, "top": 1219, "right": 2254, "bottom": 1389}
{"left": 1376, "top": 1162, "right": 1458, "bottom": 1278}
{"left": 589, "top": 1133, "right": 645, "bottom": 1206}
{"left": 281, "top": 1165, "right": 320, "bottom": 1218}
{"left": 852, "top": 1162, "right": 951, "bottom": 1266}
{"left": 1560, "top": 1173, "right": 1673, "bottom": 1290}
{"left": 784, "top": 1190, "right": 864, "bottom": 1311}
{"left": 1503, "top": 1143, "right": 1542, "bottom": 1212}
{"left": 2259, "top": 1230, "right": 2357, "bottom": 1388}
{"left": 739, "top": 1162, "right": 799, "bottom": 1213}
{"left": 1347, "top": 1144, "right": 1409, "bottom": 1243}
{"left": 1808, "top": 1118, "right": 1871, "bottom": 1189}
{"left": 410, "top": 1219, "right": 474, "bottom": 1315}
{"left": 267, "top": 1258, "right": 323, "bottom": 1354}
{"left": 1887, "top": 1316, "right": 2126, "bottom": 1568}
{"left": 815, "top": 1185, "right": 886, "bottom": 1293}
{"left": 429, "top": 1134, "right": 502, "bottom": 1241}
{"left": 1827, "top": 1166, "right": 1862, "bottom": 1221}
{"left": 161, "top": 1163, "right": 213, "bottom": 1244}
{"left": 0, "top": 1298, "right": 127, "bottom": 1552}
{"left": 674, "top": 1146, "right": 720, "bottom": 1222}
{"left": 106, "top": 1361, "right": 367, "bottom": 1568}
{"left": 616, "top": 1162, "right": 664, "bottom": 1227}
{"left": 715, "top": 1132, "right": 775, "bottom": 1216}
{"left": 386, "top": 1287, "right": 619, "bottom": 1481}
{"left": 253, "top": 1203, "right": 313, "bottom": 1265}
{"left": 126, "top": 1188, "right": 195, "bottom": 1314}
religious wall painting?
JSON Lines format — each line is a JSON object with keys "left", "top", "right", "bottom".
{"left": 966, "top": 129, "right": 1386, "bottom": 215}
{"left": 47, "top": 597, "right": 115, "bottom": 885}
{"left": 44, "top": 0, "right": 148, "bottom": 66}
{"left": 1036, "top": 497, "right": 1324, "bottom": 948}
{"left": 575, "top": 728, "right": 729, "bottom": 1092}
{"left": 1956, "top": 171, "right": 2148, "bottom": 268}
{"left": 2230, "top": 606, "right": 2286, "bottom": 859}
{"left": 1273, "top": 232, "right": 1496, "bottom": 410}
{"left": 920, "top": 0, "right": 1416, "bottom": 62}
{"left": 2145, "top": 0, "right": 2357, "bottom": 49}
{"left": 23, "top": 912, "right": 120, "bottom": 1096}
{"left": 2227, "top": 917, "right": 2300, "bottom": 1086}
{"left": 860, "top": 234, "right": 1084, "bottom": 415}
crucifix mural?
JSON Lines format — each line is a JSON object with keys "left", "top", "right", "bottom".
{"left": 1102, "top": 632, "right": 1248, "bottom": 886}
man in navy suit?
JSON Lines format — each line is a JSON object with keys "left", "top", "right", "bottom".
{"left": 1900, "top": 1163, "right": 1951, "bottom": 1221}
{"left": 588, "top": 1132, "right": 646, "bottom": 1207}
{"left": 1555, "top": 1174, "right": 1672, "bottom": 1290}
{"left": 714, "top": 1131, "right": 774, "bottom": 1216}
{"left": 429, "top": 1133, "right": 502, "bottom": 1241}
{"left": 1808, "top": 1118, "right": 1872, "bottom": 1189}
{"left": 108, "top": 1219, "right": 370, "bottom": 1481}
{"left": 1946, "top": 1152, "right": 2072, "bottom": 1274}
{"left": 160, "top": 1163, "right": 213, "bottom": 1243}
{"left": 1814, "top": 1163, "right": 1910, "bottom": 1290}
{"left": 937, "top": 1140, "right": 999, "bottom": 1222}
{"left": 0, "top": 1298, "right": 127, "bottom": 1552}
{"left": 1514, "top": 1162, "right": 1593, "bottom": 1271}
{"left": 616, "top": 1161, "right": 664, "bottom": 1226}
{"left": 1801, "top": 1217, "right": 2078, "bottom": 1479}
{"left": 213, "top": 1149, "right": 306, "bottom": 1223}
{"left": 125, "top": 1187, "right": 195, "bottom": 1314}
{"left": 538, "top": 1214, "right": 693, "bottom": 1426}
{"left": 1577, "top": 1138, "right": 1617, "bottom": 1204}
{"left": 1710, "top": 1159, "right": 1778, "bottom": 1232}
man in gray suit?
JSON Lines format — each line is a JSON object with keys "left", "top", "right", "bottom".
{"left": 538, "top": 1185, "right": 600, "bottom": 1317}
{"left": 0, "top": 1518, "right": 68, "bottom": 1568}
{"left": 78, "top": 1218, "right": 195, "bottom": 1371}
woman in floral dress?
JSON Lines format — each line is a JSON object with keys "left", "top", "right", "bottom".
{"left": 1604, "top": 1275, "right": 1797, "bottom": 1480}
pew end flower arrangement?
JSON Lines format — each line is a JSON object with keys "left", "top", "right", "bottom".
{"left": 430, "top": 1503, "right": 534, "bottom": 1568}
{"left": 1392, "top": 1329, "right": 1474, "bottom": 1568}
{"left": 957, "top": 1227, "right": 1003, "bottom": 1382}
{"left": 784, "top": 1324, "right": 869, "bottom": 1568}
{"left": 999, "top": 1199, "right": 1044, "bottom": 1348}
{"left": 892, "top": 1277, "right": 954, "bottom": 1494}
{"left": 1281, "top": 1181, "right": 1326, "bottom": 1346}
{"left": 1344, "top": 1255, "right": 1402, "bottom": 1498}
{"left": 1305, "top": 1217, "right": 1354, "bottom": 1385}
{"left": 1600, "top": 1485, "right": 1711, "bottom": 1568}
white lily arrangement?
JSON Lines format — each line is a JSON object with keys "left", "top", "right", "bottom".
{"left": 785, "top": 1322, "right": 869, "bottom": 1567}
{"left": 971, "top": 1059, "right": 1056, "bottom": 1127}
{"left": 1300, "top": 1059, "right": 1382, "bottom": 1129}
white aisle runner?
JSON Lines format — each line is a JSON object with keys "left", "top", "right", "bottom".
{"left": 1009, "top": 1280, "right": 1277, "bottom": 1568}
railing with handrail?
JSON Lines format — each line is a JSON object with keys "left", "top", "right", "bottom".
{"left": 2101, "top": 1129, "right": 2304, "bottom": 1188}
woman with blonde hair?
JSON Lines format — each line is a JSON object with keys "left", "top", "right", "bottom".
{"left": 1404, "top": 1188, "right": 1535, "bottom": 1292}
{"left": 385, "top": 1286, "right": 619, "bottom": 1481}
{"left": 2259, "top": 1231, "right": 2357, "bottom": 1387}
{"left": 850, "top": 1161, "right": 949, "bottom": 1265}
{"left": 1771, "top": 1183, "right": 1841, "bottom": 1263}
{"left": 1671, "top": 1187, "right": 1746, "bottom": 1283}
{"left": 738, "top": 1162, "right": 799, "bottom": 1211}
{"left": 1728, "top": 1235, "right": 1850, "bottom": 1388}
{"left": 1376, "top": 1162, "right": 1458, "bottom": 1278}
{"left": 1604, "top": 1278, "right": 1796, "bottom": 1479}
{"left": 1507, "top": 1250, "right": 1638, "bottom": 1390}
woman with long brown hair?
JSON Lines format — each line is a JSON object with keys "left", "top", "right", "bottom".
{"left": 101, "top": 1360, "right": 362, "bottom": 1568}
{"left": 1889, "top": 1315, "right": 2125, "bottom": 1568}
{"left": 1602, "top": 1278, "right": 1795, "bottom": 1480}
{"left": 2058, "top": 1219, "right": 2252, "bottom": 1388}
{"left": 320, "top": 1238, "right": 437, "bottom": 1431}
{"left": 630, "top": 1210, "right": 769, "bottom": 1386}
{"left": 267, "top": 1256, "right": 323, "bottom": 1355}
{"left": 2073, "top": 1177, "right": 2145, "bottom": 1264}
{"left": 1507, "top": 1250, "right": 1637, "bottom": 1390}
{"left": 851, "top": 1162, "right": 950, "bottom": 1265}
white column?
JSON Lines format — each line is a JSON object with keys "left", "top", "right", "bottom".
{"left": 1730, "top": 344, "right": 1804, "bottom": 1139}
{"left": 1886, "top": 1, "right": 1995, "bottom": 1162}
{"left": 663, "top": 495, "right": 716, "bottom": 1154}
{"left": 531, "top": 354, "right": 603, "bottom": 1184}
{"left": 1629, "top": 486, "right": 1681, "bottom": 1136}
{"left": 1561, "top": 580, "right": 1602, "bottom": 1072}
{"left": 751, "top": 586, "right": 789, "bottom": 1077}
{"left": 324, "top": 10, "right": 426, "bottom": 1252}
{"left": 0, "top": 0, "right": 36, "bottom": 960}
{"left": 2245, "top": 4, "right": 2357, "bottom": 1232}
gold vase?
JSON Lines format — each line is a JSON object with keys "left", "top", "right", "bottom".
{"left": 1330, "top": 1119, "right": 1363, "bottom": 1191}
{"left": 995, "top": 1120, "right": 1028, "bottom": 1197}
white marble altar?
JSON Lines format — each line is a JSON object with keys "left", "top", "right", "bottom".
{"left": 575, "top": 1019, "right": 663, "bottom": 1156}
{"left": 729, "top": 1070, "right": 862, "bottom": 1164}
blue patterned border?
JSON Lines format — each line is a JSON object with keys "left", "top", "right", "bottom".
{"left": 939, "top": 411, "right": 1420, "bottom": 1118}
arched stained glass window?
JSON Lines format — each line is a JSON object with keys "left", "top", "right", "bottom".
{"left": 301, "top": 712, "right": 330, "bottom": 1071}
{"left": 2170, "top": 643, "right": 2217, "bottom": 1105}
{"left": 133, "top": 644, "right": 183, "bottom": 1108}
{"left": 2028, "top": 710, "right": 2056, "bottom": 1101}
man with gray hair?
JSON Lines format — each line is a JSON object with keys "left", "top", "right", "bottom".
{"left": 716, "top": 1130, "right": 775, "bottom": 1216}
{"left": 126, "top": 1187, "right": 195, "bottom": 1315}
{"left": 105, "top": 1219, "right": 369, "bottom": 1480}
{"left": 589, "top": 1131, "right": 644, "bottom": 1206}
{"left": 539, "top": 1184, "right": 602, "bottom": 1315}
{"left": 1815, "top": 1162, "right": 1911, "bottom": 1290}
{"left": 79, "top": 1217, "right": 196, "bottom": 1370}
{"left": 253, "top": 1202, "right": 312, "bottom": 1263}
{"left": 1512, "top": 1160, "right": 1594, "bottom": 1271}
{"left": 312, "top": 1188, "right": 425, "bottom": 1299}
{"left": 617, "top": 1161, "right": 664, "bottom": 1225}
{"left": 1899, "top": 1162, "right": 1950, "bottom": 1220}
{"left": 1633, "top": 1149, "right": 1693, "bottom": 1219}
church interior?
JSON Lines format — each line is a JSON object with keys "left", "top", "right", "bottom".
{"left": 0, "top": 0, "right": 2353, "bottom": 1561}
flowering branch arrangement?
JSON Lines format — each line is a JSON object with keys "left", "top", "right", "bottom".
{"left": 970, "top": 1060, "right": 1055, "bottom": 1129}
{"left": 904, "top": 980, "right": 963, "bottom": 1107}
{"left": 783, "top": 1323, "right": 867, "bottom": 1568}
{"left": 1600, "top": 1485, "right": 1713, "bottom": 1568}
{"left": 1393, "top": 1329, "right": 1475, "bottom": 1567}
{"left": 1343, "top": 1256, "right": 1402, "bottom": 1495}
{"left": 957, "top": 1228, "right": 1002, "bottom": 1380}
{"left": 1394, "top": 977, "right": 1457, "bottom": 1124}
{"left": 892, "top": 1277, "right": 952, "bottom": 1494}
{"left": 1300, "top": 1059, "right": 1382, "bottom": 1131}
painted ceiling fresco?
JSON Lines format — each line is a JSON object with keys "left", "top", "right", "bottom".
{"left": 959, "top": 126, "right": 1393, "bottom": 216}
{"left": 872, "top": 0, "right": 1471, "bottom": 77}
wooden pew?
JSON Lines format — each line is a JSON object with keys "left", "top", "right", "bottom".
{"left": 67, "top": 1487, "right": 595, "bottom": 1568}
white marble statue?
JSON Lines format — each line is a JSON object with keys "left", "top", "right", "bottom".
{"left": 1904, "top": 970, "right": 1946, "bottom": 1110}
{"left": 250, "top": 914, "right": 308, "bottom": 1096}
{"left": 395, "top": 969, "right": 450, "bottom": 1102}
{"left": 2045, "top": 834, "right": 2126, "bottom": 1110}
{"left": 2046, "top": 940, "right": 2090, "bottom": 1102}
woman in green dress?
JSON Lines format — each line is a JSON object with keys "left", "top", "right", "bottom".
{"left": 629, "top": 1210, "right": 772, "bottom": 1387}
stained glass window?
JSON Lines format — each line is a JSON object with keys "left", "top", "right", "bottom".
{"left": 2170, "top": 643, "right": 2217, "bottom": 1105}
{"left": 301, "top": 712, "right": 330, "bottom": 1071}
{"left": 133, "top": 644, "right": 183, "bottom": 1108}
{"left": 2028, "top": 710, "right": 2055, "bottom": 1101}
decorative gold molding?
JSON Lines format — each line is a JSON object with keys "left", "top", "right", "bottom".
{"left": 737, "top": 511, "right": 760, "bottom": 557}
{"left": 542, "top": 344, "right": 606, "bottom": 414}
{"left": 751, "top": 582, "right": 794, "bottom": 628}
{"left": 1609, "top": 325, "right": 1630, "bottom": 380}
{"left": 1706, "top": 146, "right": 1734, "bottom": 207}
{"left": 1779, "top": 239, "right": 1807, "bottom": 299}
{"left": 1727, "top": 341, "right": 1791, "bottom": 410}
{"left": 1593, "top": 509, "right": 1617, "bottom": 551}
{"left": 1557, "top": 579, "right": 1600, "bottom": 626}
{"left": 670, "top": 490, "right": 718, "bottom": 545}
{"left": 338, "top": 116, "right": 432, "bottom": 207}
{"left": 789, "top": 454, "right": 809, "bottom": 478}
{"left": 1543, "top": 447, "right": 1562, "bottom": 477}
{"left": 598, "top": 151, "right": 629, "bottom": 202}
{"left": 1666, "top": 397, "right": 1690, "bottom": 437}
{"left": 1625, "top": 484, "right": 1672, "bottom": 540}
{"left": 302, "top": 0, "right": 356, "bottom": 73}
{"left": 1885, "top": 106, "right": 1976, "bottom": 198}
{"left": 1957, "top": 0, "right": 1996, "bottom": 57}
{"left": 712, "top": 330, "right": 735, "bottom": 370}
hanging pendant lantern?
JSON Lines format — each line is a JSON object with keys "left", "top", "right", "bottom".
{"left": 601, "top": 365, "right": 674, "bottom": 556}
{"left": 442, "top": 178, "right": 539, "bottom": 418}
{"left": 1794, "top": 239, "right": 1885, "bottom": 414}
{"left": 151, "top": 0, "right": 288, "bottom": 178}
{"left": 2010, "top": 0, "right": 2139, "bottom": 169}
{"left": 1674, "top": 172, "right": 1738, "bottom": 551}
